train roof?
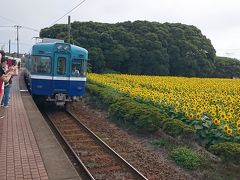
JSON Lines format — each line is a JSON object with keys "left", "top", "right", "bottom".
{"left": 32, "top": 42, "right": 88, "bottom": 59}
{"left": 70, "top": 44, "right": 88, "bottom": 54}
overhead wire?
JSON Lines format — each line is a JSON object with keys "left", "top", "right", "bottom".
{"left": 0, "top": 15, "right": 17, "bottom": 24}
{"left": 0, "top": 26, "right": 14, "bottom": 28}
{"left": 21, "top": 26, "right": 39, "bottom": 32}
{"left": 0, "top": 0, "right": 88, "bottom": 32}
{"left": 0, "top": 0, "right": 88, "bottom": 52}
{"left": 0, "top": 16, "right": 39, "bottom": 32}
{"left": 217, "top": 48, "right": 240, "bottom": 51}
{"left": 49, "top": 0, "right": 87, "bottom": 26}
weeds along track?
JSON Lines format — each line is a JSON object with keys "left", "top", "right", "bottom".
{"left": 45, "top": 108, "right": 147, "bottom": 180}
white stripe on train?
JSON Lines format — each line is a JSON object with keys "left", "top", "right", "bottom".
{"left": 30, "top": 75, "right": 86, "bottom": 81}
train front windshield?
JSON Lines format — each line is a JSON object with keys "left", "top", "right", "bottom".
{"left": 71, "top": 59, "right": 87, "bottom": 77}
{"left": 31, "top": 56, "right": 51, "bottom": 74}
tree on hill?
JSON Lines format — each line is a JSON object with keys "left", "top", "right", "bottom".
{"left": 213, "top": 57, "right": 240, "bottom": 78}
{"left": 40, "top": 21, "right": 219, "bottom": 77}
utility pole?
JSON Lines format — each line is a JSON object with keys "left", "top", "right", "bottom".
{"left": 8, "top": 39, "right": 11, "bottom": 54}
{"left": 14, "top": 25, "right": 21, "bottom": 58}
{"left": 68, "top": 16, "right": 71, "bottom": 43}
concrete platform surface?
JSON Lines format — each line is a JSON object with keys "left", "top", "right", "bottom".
{"left": 0, "top": 70, "right": 81, "bottom": 180}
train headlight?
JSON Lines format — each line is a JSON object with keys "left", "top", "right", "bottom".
{"left": 63, "top": 45, "right": 70, "bottom": 51}
{"left": 56, "top": 44, "right": 70, "bottom": 52}
{"left": 56, "top": 44, "right": 63, "bottom": 50}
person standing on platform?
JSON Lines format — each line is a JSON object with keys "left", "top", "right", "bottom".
{"left": 0, "top": 51, "right": 13, "bottom": 118}
{"left": 2, "top": 59, "right": 18, "bottom": 107}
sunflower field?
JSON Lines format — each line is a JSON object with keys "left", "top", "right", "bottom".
{"left": 88, "top": 73, "right": 240, "bottom": 145}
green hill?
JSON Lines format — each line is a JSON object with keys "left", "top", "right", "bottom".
{"left": 40, "top": 21, "right": 240, "bottom": 78}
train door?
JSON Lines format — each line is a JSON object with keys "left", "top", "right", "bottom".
{"left": 53, "top": 53, "right": 70, "bottom": 94}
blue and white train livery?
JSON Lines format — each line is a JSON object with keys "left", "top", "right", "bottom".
{"left": 24, "top": 40, "right": 88, "bottom": 106}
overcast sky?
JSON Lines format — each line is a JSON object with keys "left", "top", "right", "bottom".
{"left": 1, "top": 0, "right": 240, "bottom": 59}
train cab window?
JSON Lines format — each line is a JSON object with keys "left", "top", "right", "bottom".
{"left": 31, "top": 56, "right": 51, "bottom": 74}
{"left": 57, "top": 57, "right": 66, "bottom": 75}
{"left": 71, "top": 59, "right": 87, "bottom": 77}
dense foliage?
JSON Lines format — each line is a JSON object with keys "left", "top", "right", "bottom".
{"left": 214, "top": 57, "right": 240, "bottom": 78}
{"left": 87, "top": 80, "right": 195, "bottom": 135}
{"left": 40, "top": 21, "right": 218, "bottom": 77}
{"left": 209, "top": 142, "right": 240, "bottom": 165}
{"left": 88, "top": 73, "right": 240, "bottom": 163}
{"left": 88, "top": 73, "right": 240, "bottom": 144}
{"left": 169, "top": 147, "right": 205, "bottom": 170}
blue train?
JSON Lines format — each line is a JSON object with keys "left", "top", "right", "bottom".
{"left": 24, "top": 40, "right": 88, "bottom": 106}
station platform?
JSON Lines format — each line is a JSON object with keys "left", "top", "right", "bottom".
{"left": 0, "top": 71, "right": 81, "bottom": 180}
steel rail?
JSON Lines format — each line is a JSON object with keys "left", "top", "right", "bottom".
{"left": 44, "top": 111, "right": 95, "bottom": 180}
{"left": 66, "top": 109, "right": 148, "bottom": 180}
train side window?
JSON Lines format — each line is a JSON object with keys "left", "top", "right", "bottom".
{"left": 81, "top": 60, "right": 87, "bottom": 77}
{"left": 71, "top": 59, "right": 81, "bottom": 77}
{"left": 31, "top": 56, "right": 51, "bottom": 74}
{"left": 57, "top": 57, "right": 66, "bottom": 75}
{"left": 71, "top": 59, "right": 87, "bottom": 77}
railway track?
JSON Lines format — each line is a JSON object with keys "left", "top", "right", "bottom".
{"left": 44, "top": 108, "right": 147, "bottom": 180}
